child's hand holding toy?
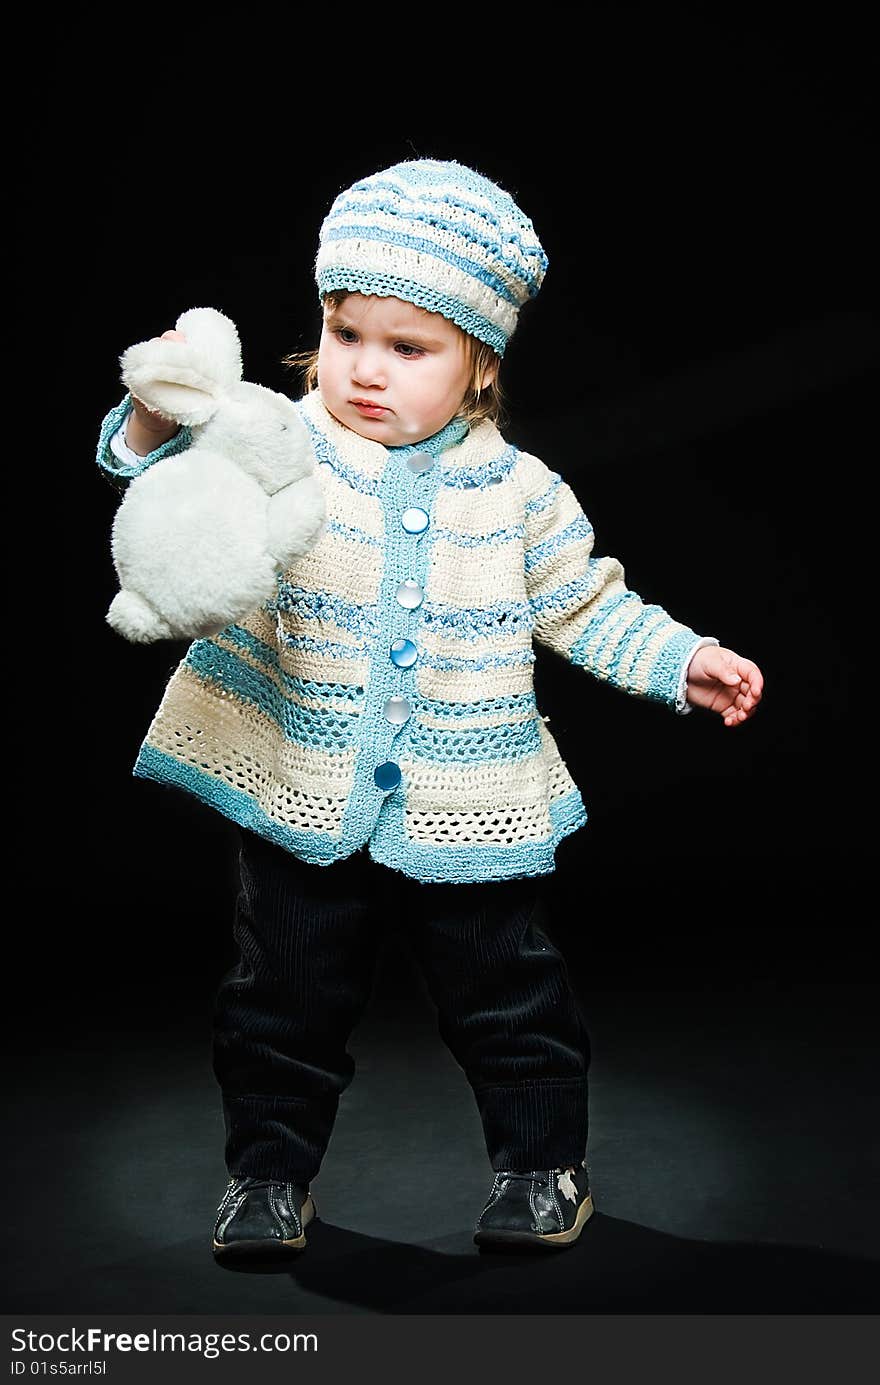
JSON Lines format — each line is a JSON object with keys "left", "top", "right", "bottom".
{"left": 106, "top": 307, "right": 327, "bottom": 645}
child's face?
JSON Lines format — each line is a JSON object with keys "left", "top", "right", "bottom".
{"left": 317, "top": 293, "right": 492, "bottom": 446}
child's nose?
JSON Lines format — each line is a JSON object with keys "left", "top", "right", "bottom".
{"left": 351, "top": 348, "right": 387, "bottom": 388}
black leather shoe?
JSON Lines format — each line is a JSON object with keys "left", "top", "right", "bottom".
{"left": 474, "top": 1159, "right": 594, "bottom": 1249}
{"left": 212, "top": 1176, "right": 316, "bottom": 1261}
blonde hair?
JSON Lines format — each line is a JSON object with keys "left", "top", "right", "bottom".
{"left": 280, "top": 290, "right": 509, "bottom": 430}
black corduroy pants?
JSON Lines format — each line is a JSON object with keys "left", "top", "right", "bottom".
{"left": 212, "top": 826, "right": 591, "bottom": 1183}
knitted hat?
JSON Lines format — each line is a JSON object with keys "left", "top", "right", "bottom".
{"left": 314, "top": 158, "right": 548, "bottom": 358}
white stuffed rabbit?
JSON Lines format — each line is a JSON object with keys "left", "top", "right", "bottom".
{"left": 107, "top": 306, "right": 326, "bottom": 643}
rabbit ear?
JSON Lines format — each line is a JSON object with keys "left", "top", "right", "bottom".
{"left": 174, "top": 307, "right": 243, "bottom": 382}
{"left": 121, "top": 343, "right": 221, "bottom": 426}
{"left": 120, "top": 309, "right": 243, "bottom": 426}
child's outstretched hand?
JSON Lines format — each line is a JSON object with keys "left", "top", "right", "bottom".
{"left": 685, "top": 646, "right": 764, "bottom": 727}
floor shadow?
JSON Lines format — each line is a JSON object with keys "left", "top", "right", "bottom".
{"left": 6, "top": 982, "right": 879, "bottom": 1314}
{"left": 6, "top": 1211, "right": 877, "bottom": 1314}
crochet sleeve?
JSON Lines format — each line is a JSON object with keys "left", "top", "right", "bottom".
{"left": 515, "top": 450, "right": 719, "bottom": 714}
{"left": 95, "top": 393, "right": 193, "bottom": 497}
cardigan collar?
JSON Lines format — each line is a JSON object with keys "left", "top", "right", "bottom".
{"left": 296, "top": 386, "right": 508, "bottom": 484}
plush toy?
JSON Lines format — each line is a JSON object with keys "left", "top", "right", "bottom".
{"left": 106, "top": 306, "right": 326, "bottom": 643}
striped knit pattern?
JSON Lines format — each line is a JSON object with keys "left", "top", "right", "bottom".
{"left": 315, "top": 159, "right": 548, "bottom": 357}
{"left": 96, "top": 388, "right": 710, "bottom": 883}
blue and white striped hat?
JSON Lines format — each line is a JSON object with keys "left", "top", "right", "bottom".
{"left": 314, "top": 158, "right": 548, "bottom": 357}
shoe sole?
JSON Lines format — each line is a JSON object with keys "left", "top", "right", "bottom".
{"left": 212, "top": 1194, "right": 316, "bottom": 1260}
{"left": 474, "top": 1191, "right": 595, "bottom": 1250}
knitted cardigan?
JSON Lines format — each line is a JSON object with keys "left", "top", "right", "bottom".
{"left": 96, "top": 387, "right": 718, "bottom": 883}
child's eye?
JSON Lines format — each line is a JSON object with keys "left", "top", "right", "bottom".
{"left": 331, "top": 328, "right": 423, "bottom": 358}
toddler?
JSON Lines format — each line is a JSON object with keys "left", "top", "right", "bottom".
{"left": 95, "top": 158, "right": 763, "bottom": 1259}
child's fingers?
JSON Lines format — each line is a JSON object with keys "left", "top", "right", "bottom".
{"left": 744, "top": 682, "right": 762, "bottom": 709}
{"left": 740, "top": 664, "right": 764, "bottom": 698}
{"left": 724, "top": 689, "right": 762, "bottom": 724}
{"left": 733, "top": 673, "right": 762, "bottom": 708}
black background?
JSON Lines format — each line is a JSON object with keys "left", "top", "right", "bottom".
{"left": 20, "top": 30, "right": 876, "bottom": 1024}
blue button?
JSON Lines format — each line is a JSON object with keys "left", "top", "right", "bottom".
{"left": 462, "top": 478, "right": 479, "bottom": 489}
{"left": 488, "top": 474, "right": 503, "bottom": 486}
{"left": 407, "top": 451, "right": 434, "bottom": 474}
{"left": 396, "top": 579, "right": 423, "bottom": 609}
{"left": 390, "top": 638, "right": 418, "bottom": 668}
{"left": 374, "top": 761, "right": 401, "bottom": 791}
{"left": 401, "top": 507, "right": 429, "bottom": 534}
{"left": 383, "top": 696, "right": 411, "bottom": 724}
